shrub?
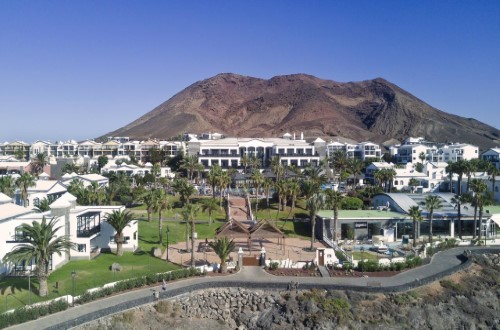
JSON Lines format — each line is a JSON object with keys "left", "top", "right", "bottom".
{"left": 269, "top": 262, "right": 279, "bottom": 270}
{"left": 341, "top": 197, "right": 363, "bottom": 210}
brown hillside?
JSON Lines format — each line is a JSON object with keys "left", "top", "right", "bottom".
{"left": 104, "top": 73, "right": 500, "bottom": 149}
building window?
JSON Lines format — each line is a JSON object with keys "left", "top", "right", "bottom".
{"left": 78, "top": 244, "right": 86, "bottom": 252}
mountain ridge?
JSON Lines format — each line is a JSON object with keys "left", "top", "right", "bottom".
{"left": 103, "top": 73, "right": 500, "bottom": 149}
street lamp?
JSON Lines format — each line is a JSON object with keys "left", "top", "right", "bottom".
{"left": 360, "top": 246, "right": 365, "bottom": 273}
{"left": 166, "top": 226, "right": 170, "bottom": 261}
{"left": 71, "top": 271, "right": 76, "bottom": 307}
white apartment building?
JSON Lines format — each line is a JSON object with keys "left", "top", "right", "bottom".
{"left": 482, "top": 148, "right": 500, "bottom": 169}
{"left": 188, "top": 134, "right": 320, "bottom": 169}
{"left": 326, "top": 141, "right": 382, "bottom": 160}
{"left": 0, "top": 192, "right": 139, "bottom": 275}
{"left": 101, "top": 161, "right": 175, "bottom": 179}
{"left": 392, "top": 138, "right": 478, "bottom": 164}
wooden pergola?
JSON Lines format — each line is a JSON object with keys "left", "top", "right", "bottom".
{"left": 215, "top": 219, "right": 286, "bottom": 254}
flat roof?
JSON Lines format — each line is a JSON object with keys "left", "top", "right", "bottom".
{"left": 318, "top": 210, "right": 407, "bottom": 219}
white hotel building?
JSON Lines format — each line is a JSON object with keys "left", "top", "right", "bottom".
{"left": 187, "top": 134, "right": 321, "bottom": 169}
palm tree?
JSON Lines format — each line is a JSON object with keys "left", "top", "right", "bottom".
{"left": 240, "top": 155, "right": 250, "bottom": 174}
{"left": 303, "top": 165, "right": 326, "bottom": 186}
{"left": 2, "top": 217, "right": 75, "bottom": 296}
{"left": 181, "top": 203, "right": 200, "bottom": 266}
{"left": 477, "top": 191, "right": 494, "bottom": 241}
{"left": 30, "top": 152, "right": 49, "bottom": 176}
{"left": 206, "top": 164, "right": 222, "bottom": 198}
{"left": 262, "top": 178, "right": 273, "bottom": 210}
{"left": 251, "top": 170, "right": 264, "bottom": 219}
{"left": 330, "top": 150, "right": 348, "bottom": 184}
{"left": 347, "top": 158, "right": 364, "bottom": 190}
{"left": 325, "top": 189, "right": 344, "bottom": 242}
{"left": 16, "top": 172, "right": 36, "bottom": 207}
{"left": 104, "top": 209, "right": 134, "bottom": 257}
{"left": 61, "top": 162, "right": 80, "bottom": 175}
{"left": 408, "top": 178, "right": 420, "bottom": 193}
{"left": 306, "top": 192, "right": 325, "bottom": 250}
{"left": 408, "top": 206, "right": 422, "bottom": 247}
{"left": 35, "top": 198, "right": 51, "bottom": 212}
{"left": 180, "top": 155, "right": 199, "bottom": 182}
{"left": 286, "top": 179, "right": 301, "bottom": 217}
{"left": 209, "top": 237, "right": 235, "bottom": 273}
{"left": 487, "top": 163, "right": 499, "bottom": 195}
{"left": 418, "top": 152, "right": 426, "bottom": 163}
{"left": 470, "top": 178, "right": 487, "bottom": 238}
{"left": 270, "top": 156, "right": 284, "bottom": 182}
{"left": 141, "top": 189, "right": 156, "bottom": 222}
{"left": 172, "top": 178, "right": 196, "bottom": 206}
{"left": 0, "top": 175, "right": 16, "bottom": 197}
{"left": 423, "top": 195, "right": 442, "bottom": 245}
{"left": 217, "top": 171, "right": 231, "bottom": 207}
{"left": 201, "top": 198, "right": 219, "bottom": 224}
{"left": 450, "top": 194, "right": 468, "bottom": 239}
{"left": 153, "top": 189, "right": 171, "bottom": 245}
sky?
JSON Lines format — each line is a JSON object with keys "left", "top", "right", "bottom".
{"left": 1, "top": 1, "right": 499, "bottom": 143}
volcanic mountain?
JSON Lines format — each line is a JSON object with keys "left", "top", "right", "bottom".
{"left": 104, "top": 73, "right": 500, "bottom": 149}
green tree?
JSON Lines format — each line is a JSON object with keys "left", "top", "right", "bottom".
{"left": 181, "top": 203, "right": 200, "bottom": 266}
{"left": 201, "top": 198, "right": 219, "bottom": 225}
{"left": 16, "top": 172, "right": 36, "bottom": 207}
{"left": 35, "top": 198, "right": 51, "bottom": 212}
{"left": 347, "top": 158, "right": 364, "bottom": 190}
{"left": 97, "top": 156, "right": 108, "bottom": 172}
{"left": 423, "top": 195, "right": 442, "bottom": 245}
{"left": 451, "top": 193, "right": 469, "bottom": 239}
{"left": 262, "top": 178, "right": 273, "bottom": 210}
{"left": 206, "top": 164, "right": 222, "bottom": 198}
{"left": 408, "top": 178, "right": 420, "bottom": 193}
{"left": 306, "top": 192, "right": 325, "bottom": 250}
{"left": 172, "top": 178, "right": 196, "bottom": 206}
{"left": 0, "top": 175, "right": 16, "bottom": 197}
{"left": 209, "top": 237, "right": 235, "bottom": 273}
{"left": 152, "top": 189, "right": 171, "bottom": 245}
{"left": 325, "top": 189, "right": 344, "bottom": 242}
{"left": 487, "top": 163, "right": 499, "bottom": 195}
{"left": 180, "top": 155, "right": 199, "bottom": 182}
{"left": 251, "top": 169, "right": 264, "bottom": 220}
{"left": 141, "top": 189, "right": 156, "bottom": 222}
{"left": 104, "top": 209, "right": 135, "bottom": 257}
{"left": 2, "top": 217, "right": 75, "bottom": 296}
{"left": 30, "top": 152, "right": 49, "bottom": 175}
{"left": 470, "top": 178, "right": 487, "bottom": 238}
{"left": 408, "top": 206, "right": 423, "bottom": 247}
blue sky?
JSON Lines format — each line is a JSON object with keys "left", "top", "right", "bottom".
{"left": 1, "top": 1, "right": 499, "bottom": 142}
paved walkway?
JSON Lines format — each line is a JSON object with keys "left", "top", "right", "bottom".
{"left": 8, "top": 246, "right": 499, "bottom": 330}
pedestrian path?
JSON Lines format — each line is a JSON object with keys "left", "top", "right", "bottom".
{"left": 8, "top": 246, "right": 499, "bottom": 330}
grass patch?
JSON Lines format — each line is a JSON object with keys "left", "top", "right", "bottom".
{"left": 351, "top": 251, "right": 379, "bottom": 261}
{"left": 0, "top": 251, "right": 179, "bottom": 313}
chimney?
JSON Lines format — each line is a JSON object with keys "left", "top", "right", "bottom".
{"left": 293, "top": 132, "right": 296, "bottom": 140}
{"left": 300, "top": 132, "right": 304, "bottom": 140}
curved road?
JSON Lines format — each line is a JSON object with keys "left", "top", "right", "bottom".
{"left": 9, "top": 246, "right": 499, "bottom": 330}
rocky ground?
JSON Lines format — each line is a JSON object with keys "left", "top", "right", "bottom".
{"left": 77, "top": 253, "right": 500, "bottom": 330}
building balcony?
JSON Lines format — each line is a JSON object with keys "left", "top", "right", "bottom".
{"left": 77, "top": 224, "right": 101, "bottom": 238}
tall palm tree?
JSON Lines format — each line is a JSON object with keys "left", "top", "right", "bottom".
{"left": 286, "top": 179, "right": 301, "bottom": 217}
{"left": 270, "top": 156, "right": 284, "bottom": 182}
{"left": 218, "top": 171, "right": 231, "bottom": 207}
{"left": 2, "top": 217, "right": 75, "bottom": 296}
{"left": 16, "top": 172, "right": 36, "bottom": 207}
{"left": 141, "top": 189, "right": 156, "bottom": 222}
{"left": 201, "top": 198, "right": 219, "bottom": 224}
{"left": 423, "top": 195, "right": 442, "bottom": 245}
{"left": 0, "top": 175, "right": 16, "bottom": 197}
{"left": 209, "top": 237, "right": 235, "bottom": 273}
{"left": 470, "top": 178, "right": 487, "bottom": 238}
{"left": 325, "top": 189, "right": 344, "bottom": 242}
{"left": 408, "top": 178, "right": 420, "bottom": 193}
{"left": 477, "top": 191, "right": 494, "bottom": 241}
{"left": 180, "top": 156, "right": 198, "bottom": 182}
{"left": 262, "top": 178, "right": 273, "bottom": 210}
{"left": 181, "top": 203, "right": 200, "bottom": 266}
{"left": 450, "top": 193, "right": 468, "bottom": 239}
{"left": 408, "top": 206, "right": 422, "bottom": 247}
{"left": 30, "top": 152, "right": 49, "bottom": 176}
{"left": 172, "top": 178, "right": 196, "bottom": 206}
{"left": 303, "top": 165, "right": 326, "bottom": 186}
{"left": 240, "top": 155, "right": 250, "bottom": 174}
{"left": 306, "top": 192, "right": 325, "bottom": 250}
{"left": 153, "top": 189, "right": 171, "bottom": 245}
{"left": 347, "top": 158, "right": 364, "bottom": 190}
{"left": 104, "top": 209, "right": 135, "bottom": 257}
{"left": 275, "top": 179, "right": 288, "bottom": 219}
{"left": 487, "top": 163, "right": 499, "bottom": 195}
{"left": 330, "top": 150, "right": 348, "bottom": 184}
{"left": 206, "top": 164, "right": 222, "bottom": 198}
{"left": 251, "top": 169, "right": 264, "bottom": 219}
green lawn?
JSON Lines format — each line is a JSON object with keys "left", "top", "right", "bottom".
{"left": 0, "top": 252, "right": 179, "bottom": 313}
{"left": 351, "top": 251, "right": 379, "bottom": 261}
